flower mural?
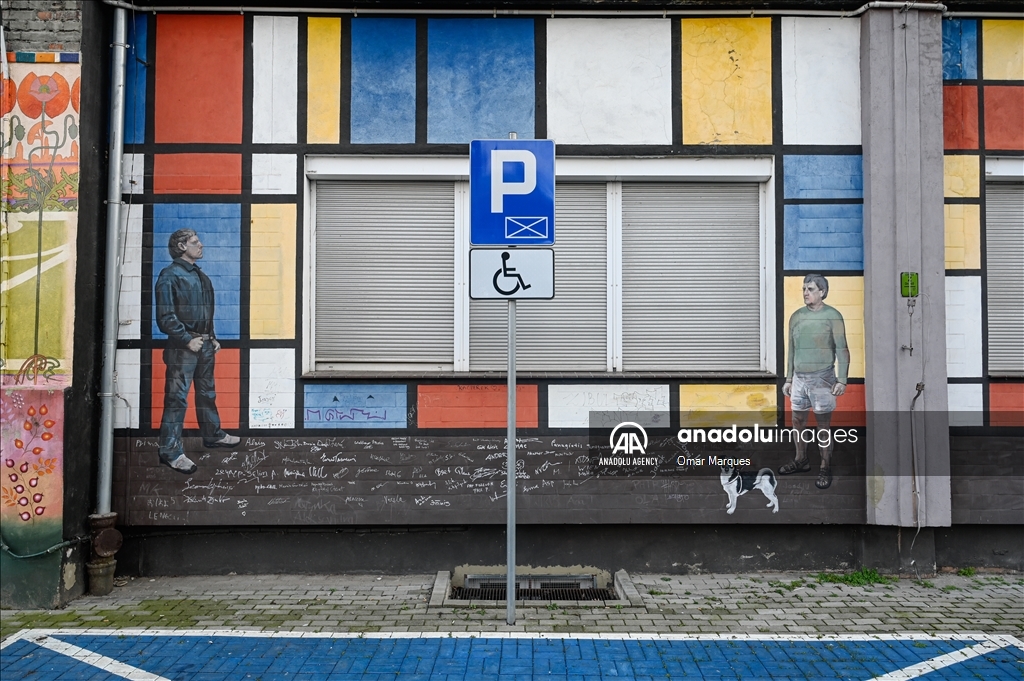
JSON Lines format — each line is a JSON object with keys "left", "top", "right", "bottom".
{"left": 0, "top": 388, "right": 62, "bottom": 529}
{"left": 1, "top": 64, "right": 75, "bottom": 568}
{"left": 1, "top": 77, "right": 16, "bottom": 117}
{"left": 17, "top": 73, "right": 72, "bottom": 119}
{"left": 2, "top": 65, "right": 80, "bottom": 385}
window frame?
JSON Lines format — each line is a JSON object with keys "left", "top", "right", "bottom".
{"left": 983, "top": 156, "right": 1024, "bottom": 378}
{"left": 302, "top": 155, "right": 776, "bottom": 376}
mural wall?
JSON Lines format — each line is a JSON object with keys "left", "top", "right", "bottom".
{"left": 105, "top": 13, "right": 1021, "bottom": 527}
{"left": 1, "top": 52, "right": 80, "bottom": 601}
{"left": 941, "top": 19, "right": 1024, "bottom": 523}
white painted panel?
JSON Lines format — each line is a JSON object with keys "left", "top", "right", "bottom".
{"left": 122, "top": 153, "right": 144, "bottom": 194}
{"left": 548, "top": 384, "right": 670, "bottom": 428}
{"left": 249, "top": 348, "right": 296, "bottom": 429}
{"left": 113, "top": 348, "right": 140, "bottom": 429}
{"left": 947, "top": 383, "right": 983, "bottom": 426}
{"left": 945, "top": 276, "right": 983, "bottom": 378}
{"left": 546, "top": 19, "right": 672, "bottom": 145}
{"left": 252, "top": 153, "right": 297, "bottom": 194}
{"left": 782, "top": 17, "right": 861, "bottom": 145}
{"left": 252, "top": 16, "right": 298, "bottom": 144}
{"left": 117, "top": 203, "right": 143, "bottom": 340}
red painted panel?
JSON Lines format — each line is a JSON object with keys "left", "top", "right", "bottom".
{"left": 154, "top": 15, "right": 243, "bottom": 143}
{"left": 151, "top": 348, "right": 240, "bottom": 430}
{"left": 984, "top": 86, "right": 1024, "bottom": 151}
{"left": 417, "top": 385, "right": 539, "bottom": 429}
{"left": 990, "top": 383, "right": 1024, "bottom": 427}
{"left": 943, "top": 85, "right": 979, "bottom": 150}
{"left": 784, "top": 382, "right": 866, "bottom": 427}
{"left": 153, "top": 154, "right": 241, "bottom": 194}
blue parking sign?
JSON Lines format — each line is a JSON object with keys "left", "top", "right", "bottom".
{"left": 470, "top": 140, "right": 555, "bottom": 246}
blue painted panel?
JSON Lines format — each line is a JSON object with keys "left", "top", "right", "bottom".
{"left": 943, "top": 19, "right": 978, "bottom": 81}
{"left": 152, "top": 204, "right": 241, "bottom": 339}
{"left": 124, "top": 14, "right": 147, "bottom": 144}
{"left": 784, "top": 156, "right": 863, "bottom": 200}
{"left": 351, "top": 18, "right": 417, "bottom": 144}
{"left": 784, "top": 204, "right": 864, "bottom": 270}
{"left": 427, "top": 19, "right": 535, "bottom": 144}
{"left": 304, "top": 384, "right": 407, "bottom": 428}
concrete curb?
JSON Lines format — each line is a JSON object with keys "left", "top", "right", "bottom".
{"left": 614, "top": 569, "right": 645, "bottom": 607}
{"left": 429, "top": 571, "right": 450, "bottom": 608}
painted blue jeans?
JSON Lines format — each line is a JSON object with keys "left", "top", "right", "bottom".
{"left": 158, "top": 343, "right": 227, "bottom": 462}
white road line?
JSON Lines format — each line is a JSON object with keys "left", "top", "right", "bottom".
{"left": 867, "top": 639, "right": 1012, "bottom": 681}
{"left": 22, "top": 635, "right": 173, "bottom": 681}
{"left": 3, "top": 629, "right": 1022, "bottom": 646}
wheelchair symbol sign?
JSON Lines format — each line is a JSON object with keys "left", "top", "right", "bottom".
{"left": 470, "top": 249, "right": 554, "bottom": 300}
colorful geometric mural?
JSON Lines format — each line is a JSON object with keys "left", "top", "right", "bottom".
{"left": 942, "top": 18, "right": 1024, "bottom": 434}
{"left": 97, "top": 13, "right": 1020, "bottom": 527}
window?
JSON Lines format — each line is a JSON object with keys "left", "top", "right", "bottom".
{"left": 985, "top": 181, "right": 1024, "bottom": 376}
{"left": 304, "top": 157, "right": 774, "bottom": 374}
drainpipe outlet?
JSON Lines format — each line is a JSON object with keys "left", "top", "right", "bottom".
{"left": 86, "top": 512, "right": 122, "bottom": 596}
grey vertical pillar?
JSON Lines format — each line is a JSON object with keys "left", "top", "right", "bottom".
{"left": 861, "top": 8, "right": 951, "bottom": 529}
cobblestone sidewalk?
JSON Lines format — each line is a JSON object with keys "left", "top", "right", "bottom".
{"left": 2, "top": 571, "right": 1021, "bottom": 642}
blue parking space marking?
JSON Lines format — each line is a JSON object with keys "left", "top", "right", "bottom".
{"left": 2, "top": 631, "right": 1021, "bottom": 681}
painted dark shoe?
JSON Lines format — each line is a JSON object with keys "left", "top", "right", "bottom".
{"left": 778, "top": 459, "right": 811, "bottom": 475}
{"left": 816, "top": 466, "right": 833, "bottom": 490}
{"left": 161, "top": 454, "right": 197, "bottom": 475}
{"left": 204, "top": 434, "right": 241, "bottom": 449}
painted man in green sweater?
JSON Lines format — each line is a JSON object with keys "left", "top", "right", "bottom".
{"left": 778, "top": 274, "right": 850, "bottom": 490}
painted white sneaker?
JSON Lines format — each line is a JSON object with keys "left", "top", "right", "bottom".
{"left": 163, "top": 454, "right": 197, "bottom": 474}
{"left": 204, "top": 434, "right": 240, "bottom": 448}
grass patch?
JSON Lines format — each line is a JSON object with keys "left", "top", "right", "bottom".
{"left": 956, "top": 567, "right": 976, "bottom": 577}
{"left": 768, "top": 579, "right": 805, "bottom": 591}
{"left": 647, "top": 589, "right": 668, "bottom": 596}
{"left": 814, "top": 568, "right": 896, "bottom": 586}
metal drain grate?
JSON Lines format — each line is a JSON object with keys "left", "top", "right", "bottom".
{"left": 450, "top": 586, "right": 617, "bottom": 601}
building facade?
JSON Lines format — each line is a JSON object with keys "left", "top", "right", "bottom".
{"left": 0, "top": 0, "right": 1021, "bottom": 608}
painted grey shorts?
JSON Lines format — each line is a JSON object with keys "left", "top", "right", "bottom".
{"left": 790, "top": 368, "right": 837, "bottom": 414}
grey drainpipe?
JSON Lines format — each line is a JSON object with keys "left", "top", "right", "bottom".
{"left": 90, "top": 5, "right": 128, "bottom": 595}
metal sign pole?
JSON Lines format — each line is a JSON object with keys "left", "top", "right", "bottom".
{"left": 506, "top": 130, "right": 518, "bottom": 626}
{"left": 506, "top": 297, "right": 516, "bottom": 625}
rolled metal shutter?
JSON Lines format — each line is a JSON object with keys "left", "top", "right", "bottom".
{"left": 470, "top": 183, "right": 607, "bottom": 370}
{"left": 314, "top": 181, "right": 454, "bottom": 365}
{"left": 986, "top": 183, "right": 1024, "bottom": 375}
{"left": 621, "top": 183, "right": 760, "bottom": 371}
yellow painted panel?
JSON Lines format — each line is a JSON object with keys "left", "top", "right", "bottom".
{"left": 943, "top": 155, "right": 980, "bottom": 198}
{"left": 307, "top": 17, "right": 341, "bottom": 144}
{"left": 679, "top": 384, "right": 778, "bottom": 427}
{"left": 944, "top": 204, "right": 981, "bottom": 269}
{"left": 784, "top": 276, "right": 865, "bottom": 380}
{"left": 681, "top": 18, "right": 773, "bottom": 145}
{"left": 982, "top": 20, "right": 1024, "bottom": 80}
{"left": 0, "top": 212, "right": 77, "bottom": 373}
{"left": 249, "top": 204, "right": 296, "bottom": 339}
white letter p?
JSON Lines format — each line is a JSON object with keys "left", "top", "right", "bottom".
{"left": 491, "top": 150, "right": 536, "bottom": 213}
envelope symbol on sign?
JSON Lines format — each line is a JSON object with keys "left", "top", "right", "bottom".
{"left": 505, "top": 216, "right": 548, "bottom": 239}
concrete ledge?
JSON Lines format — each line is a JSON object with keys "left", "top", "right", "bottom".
{"left": 428, "top": 571, "right": 449, "bottom": 608}
{"left": 614, "top": 569, "right": 645, "bottom": 607}
{"left": 431, "top": 567, "right": 635, "bottom": 608}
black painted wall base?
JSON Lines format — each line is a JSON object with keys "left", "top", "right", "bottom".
{"left": 114, "top": 524, "right": 1023, "bottom": 577}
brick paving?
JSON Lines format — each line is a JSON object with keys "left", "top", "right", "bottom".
{"left": 2, "top": 571, "right": 1021, "bottom": 641}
